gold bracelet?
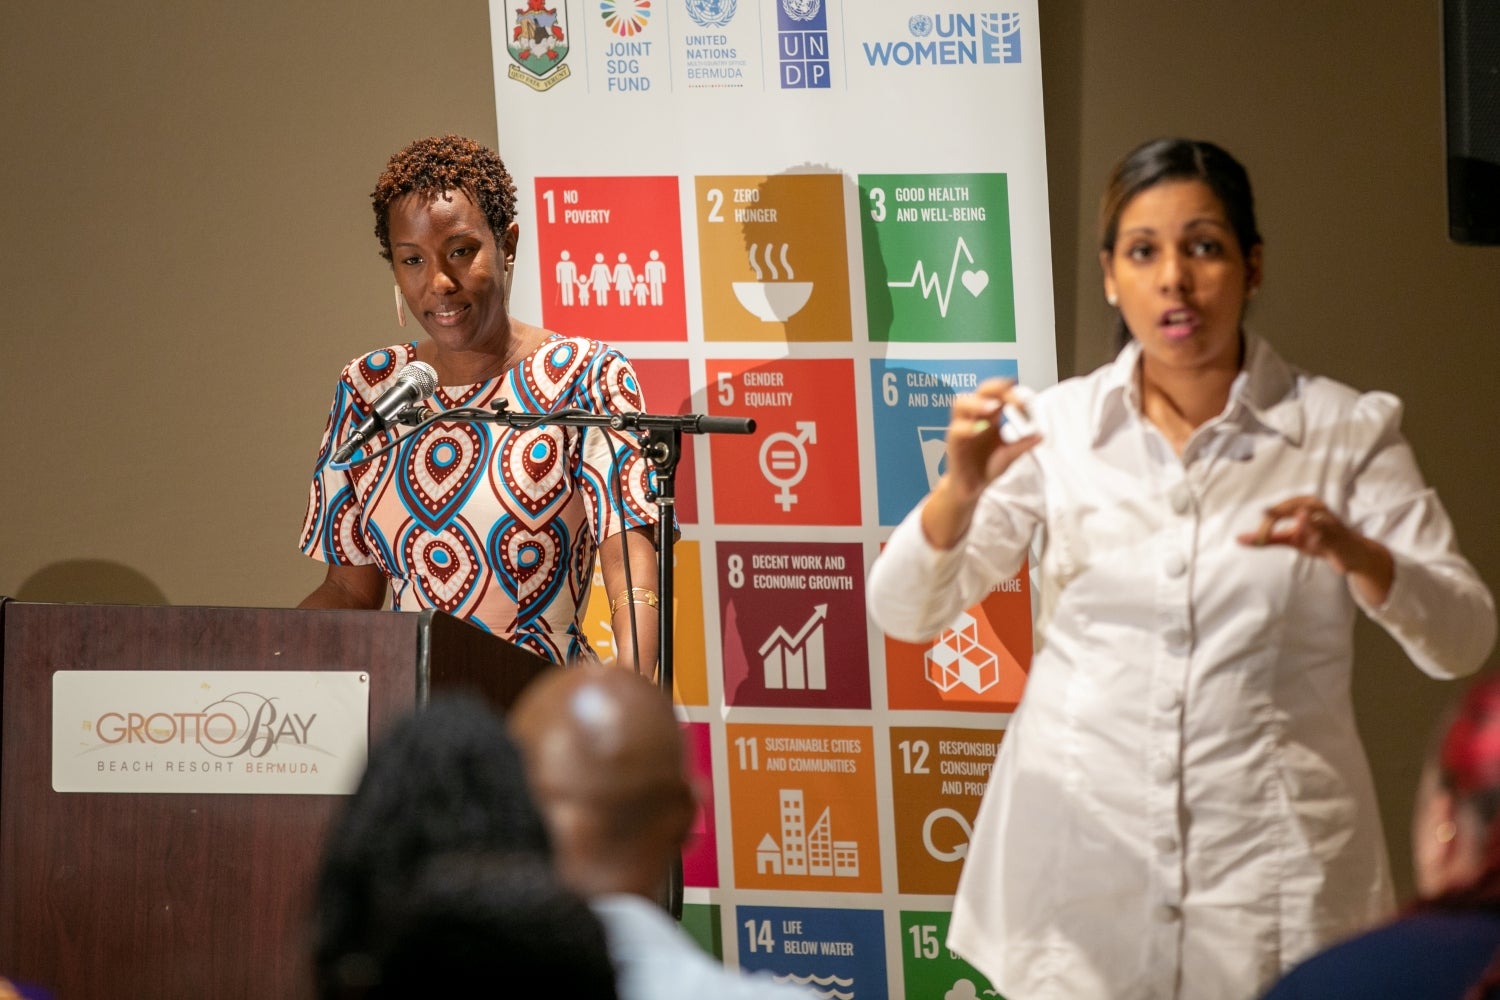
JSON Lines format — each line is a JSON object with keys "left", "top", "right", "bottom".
{"left": 610, "top": 587, "right": 660, "bottom": 616}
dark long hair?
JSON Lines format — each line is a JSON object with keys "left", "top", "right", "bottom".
{"left": 312, "top": 694, "right": 552, "bottom": 999}
{"left": 1416, "top": 672, "right": 1500, "bottom": 1000}
{"left": 1097, "top": 137, "right": 1263, "bottom": 352}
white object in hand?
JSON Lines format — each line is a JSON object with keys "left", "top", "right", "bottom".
{"left": 999, "top": 385, "right": 1038, "bottom": 443}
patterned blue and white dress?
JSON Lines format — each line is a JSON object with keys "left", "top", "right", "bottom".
{"left": 301, "top": 334, "right": 660, "bottom": 664}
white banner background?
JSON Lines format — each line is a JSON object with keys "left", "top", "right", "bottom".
{"left": 491, "top": 2, "right": 1053, "bottom": 995}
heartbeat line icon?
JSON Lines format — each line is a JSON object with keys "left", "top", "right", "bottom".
{"left": 887, "top": 236, "right": 989, "bottom": 318}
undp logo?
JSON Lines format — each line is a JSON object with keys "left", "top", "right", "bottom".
{"left": 685, "top": 0, "right": 737, "bottom": 28}
{"left": 777, "top": 0, "right": 830, "bottom": 88}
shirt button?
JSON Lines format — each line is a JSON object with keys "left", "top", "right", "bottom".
{"left": 1163, "top": 553, "right": 1187, "bottom": 578}
{"left": 1154, "top": 834, "right": 1178, "bottom": 854}
{"left": 1169, "top": 484, "right": 1192, "bottom": 514}
{"left": 1155, "top": 904, "right": 1182, "bottom": 923}
{"left": 1156, "top": 687, "right": 1182, "bottom": 713}
{"left": 1152, "top": 757, "right": 1178, "bottom": 784}
{"left": 1165, "top": 626, "right": 1191, "bottom": 652}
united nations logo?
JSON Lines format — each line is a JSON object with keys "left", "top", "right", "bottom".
{"left": 781, "top": 0, "right": 821, "bottom": 22}
{"left": 908, "top": 14, "right": 933, "bottom": 37}
{"left": 685, "top": 0, "right": 737, "bottom": 28}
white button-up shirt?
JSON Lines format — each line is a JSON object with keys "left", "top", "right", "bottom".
{"left": 867, "top": 335, "right": 1496, "bottom": 1000}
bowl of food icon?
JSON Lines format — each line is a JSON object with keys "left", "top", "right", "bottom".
{"left": 731, "top": 281, "right": 813, "bottom": 322}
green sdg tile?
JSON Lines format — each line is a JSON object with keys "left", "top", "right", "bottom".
{"left": 680, "top": 902, "right": 723, "bottom": 959}
{"left": 900, "top": 910, "right": 1003, "bottom": 999}
{"left": 859, "top": 173, "right": 1016, "bottom": 344}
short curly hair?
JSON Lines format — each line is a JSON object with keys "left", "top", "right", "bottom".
{"left": 371, "top": 135, "right": 519, "bottom": 262}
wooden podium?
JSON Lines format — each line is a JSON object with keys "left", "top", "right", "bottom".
{"left": 0, "top": 600, "right": 550, "bottom": 1000}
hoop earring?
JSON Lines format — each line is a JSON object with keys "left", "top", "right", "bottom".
{"left": 394, "top": 284, "right": 407, "bottom": 328}
{"left": 502, "top": 259, "right": 515, "bottom": 309}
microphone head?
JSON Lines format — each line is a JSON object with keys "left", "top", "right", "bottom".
{"left": 397, "top": 361, "right": 439, "bottom": 400}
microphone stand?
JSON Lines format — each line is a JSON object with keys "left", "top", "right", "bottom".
{"left": 447, "top": 400, "right": 757, "bottom": 920}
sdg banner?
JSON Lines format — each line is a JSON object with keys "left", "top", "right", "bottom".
{"left": 491, "top": 2, "right": 1054, "bottom": 995}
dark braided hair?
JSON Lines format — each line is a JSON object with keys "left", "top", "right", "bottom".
{"left": 1414, "top": 672, "right": 1500, "bottom": 1000}
{"left": 370, "top": 135, "right": 518, "bottom": 262}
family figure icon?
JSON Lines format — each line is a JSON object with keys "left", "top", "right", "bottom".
{"left": 554, "top": 249, "right": 668, "bottom": 307}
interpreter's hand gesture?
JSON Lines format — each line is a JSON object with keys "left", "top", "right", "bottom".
{"left": 1237, "top": 495, "right": 1395, "bottom": 606}
{"left": 921, "top": 377, "right": 1042, "bottom": 550}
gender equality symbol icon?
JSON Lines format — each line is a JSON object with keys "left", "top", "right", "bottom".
{"left": 759, "top": 421, "right": 816, "bottom": 511}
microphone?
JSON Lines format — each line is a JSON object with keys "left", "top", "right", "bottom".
{"left": 331, "top": 361, "right": 439, "bottom": 464}
{"left": 682, "top": 414, "right": 756, "bottom": 434}
{"left": 607, "top": 413, "right": 757, "bottom": 435}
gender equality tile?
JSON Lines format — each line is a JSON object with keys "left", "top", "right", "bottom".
{"left": 899, "top": 910, "right": 998, "bottom": 1000}
{"left": 869, "top": 357, "right": 1020, "bottom": 526}
{"left": 858, "top": 173, "right": 1015, "bottom": 344}
{"left": 533, "top": 176, "right": 687, "bottom": 342}
{"left": 887, "top": 727, "right": 1002, "bottom": 896}
{"left": 724, "top": 723, "right": 880, "bottom": 893}
{"left": 705, "top": 358, "right": 860, "bottom": 526}
{"left": 695, "top": 173, "right": 852, "bottom": 343}
{"left": 739, "top": 905, "right": 887, "bottom": 1000}
{"left": 717, "top": 540, "right": 869, "bottom": 709}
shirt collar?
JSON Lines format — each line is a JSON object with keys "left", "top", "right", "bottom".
{"left": 1090, "top": 332, "right": 1304, "bottom": 448}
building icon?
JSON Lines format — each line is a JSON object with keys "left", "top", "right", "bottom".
{"left": 756, "top": 788, "right": 859, "bottom": 877}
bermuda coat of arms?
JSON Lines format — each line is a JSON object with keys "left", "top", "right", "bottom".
{"left": 506, "top": 0, "right": 572, "bottom": 91}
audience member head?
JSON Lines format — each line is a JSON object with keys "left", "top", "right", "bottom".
{"left": 313, "top": 693, "right": 551, "bottom": 999}
{"left": 1097, "top": 137, "right": 1263, "bottom": 352}
{"left": 1413, "top": 671, "right": 1500, "bottom": 904}
{"left": 509, "top": 665, "right": 696, "bottom": 899}
{"left": 358, "top": 852, "right": 618, "bottom": 999}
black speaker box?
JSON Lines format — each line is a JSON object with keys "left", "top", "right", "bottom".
{"left": 1444, "top": 0, "right": 1500, "bottom": 245}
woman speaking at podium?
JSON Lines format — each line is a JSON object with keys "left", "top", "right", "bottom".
{"left": 297, "top": 135, "right": 660, "bottom": 674}
{"left": 867, "top": 137, "right": 1496, "bottom": 999}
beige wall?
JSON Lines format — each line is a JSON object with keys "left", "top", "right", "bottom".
{"left": 3, "top": 1, "right": 1495, "bottom": 900}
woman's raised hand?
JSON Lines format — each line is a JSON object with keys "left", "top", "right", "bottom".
{"left": 943, "top": 378, "right": 1042, "bottom": 501}
{"left": 921, "top": 377, "right": 1042, "bottom": 550}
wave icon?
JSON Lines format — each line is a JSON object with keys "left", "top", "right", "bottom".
{"left": 773, "top": 971, "right": 854, "bottom": 999}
